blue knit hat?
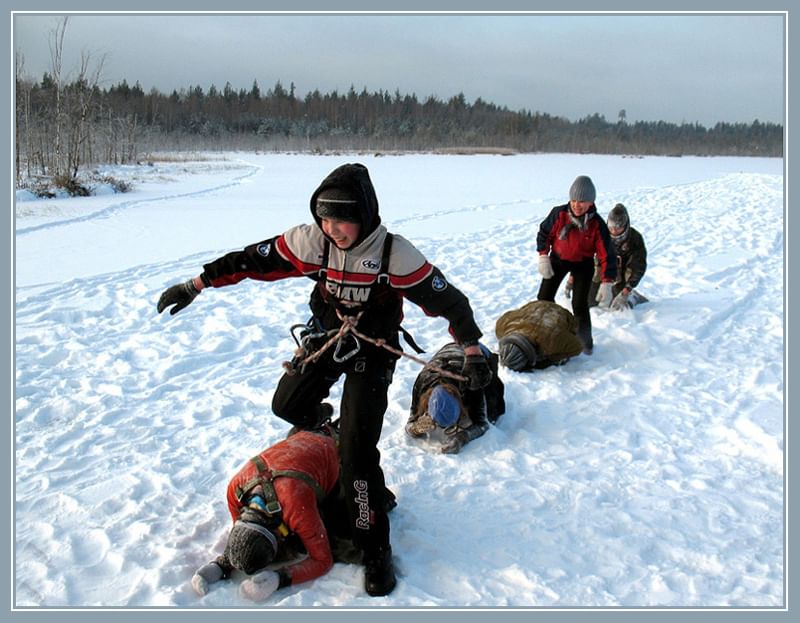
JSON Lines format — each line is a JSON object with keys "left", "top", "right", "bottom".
{"left": 428, "top": 385, "right": 460, "bottom": 427}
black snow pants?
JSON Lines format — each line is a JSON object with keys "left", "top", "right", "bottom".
{"left": 537, "top": 255, "right": 595, "bottom": 349}
{"left": 271, "top": 340, "right": 397, "bottom": 558}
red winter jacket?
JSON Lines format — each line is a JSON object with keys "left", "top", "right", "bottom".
{"left": 536, "top": 203, "right": 617, "bottom": 282}
{"left": 225, "top": 432, "right": 339, "bottom": 586}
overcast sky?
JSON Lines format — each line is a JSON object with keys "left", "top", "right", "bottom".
{"left": 12, "top": 12, "right": 785, "bottom": 127}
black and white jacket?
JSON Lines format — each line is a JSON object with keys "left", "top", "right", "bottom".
{"left": 200, "top": 163, "right": 482, "bottom": 345}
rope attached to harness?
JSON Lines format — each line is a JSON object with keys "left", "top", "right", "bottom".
{"left": 282, "top": 310, "right": 468, "bottom": 383}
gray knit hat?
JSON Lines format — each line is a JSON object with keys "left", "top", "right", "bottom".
{"left": 569, "top": 176, "right": 596, "bottom": 203}
{"left": 224, "top": 517, "right": 278, "bottom": 575}
{"left": 498, "top": 333, "right": 539, "bottom": 371}
{"left": 607, "top": 203, "right": 629, "bottom": 230}
{"left": 607, "top": 203, "right": 630, "bottom": 242}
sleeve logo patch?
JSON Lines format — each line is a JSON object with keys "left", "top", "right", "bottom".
{"left": 257, "top": 243, "right": 271, "bottom": 257}
{"left": 432, "top": 275, "right": 448, "bottom": 291}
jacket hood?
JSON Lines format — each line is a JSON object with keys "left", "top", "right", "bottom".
{"left": 310, "top": 163, "right": 381, "bottom": 246}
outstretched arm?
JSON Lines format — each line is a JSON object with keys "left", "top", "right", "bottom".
{"left": 401, "top": 265, "right": 483, "bottom": 344}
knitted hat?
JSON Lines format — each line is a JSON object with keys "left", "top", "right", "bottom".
{"left": 607, "top": 203, "right": 629, "bottom": 230}
{"left": 607, "top": 203, "right": 630, "bottom": 242}
{"left": 224, "top": 517, "right": 278, "bottom": 575}
{"left": 569, "top": 176, "right": 596, "bottom": 203}
{"left": 315, "top": 187, "right": 362, "bottom": 223}
{"left": 498, "top": 333, "right": 539, "bottom": 371}
{"left": 427, "top": 385, "right": 461, "bottom": 427}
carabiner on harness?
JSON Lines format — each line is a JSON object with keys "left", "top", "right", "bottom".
{"left": 332, "top": 332, "right": 361, "bottom": 363}
{"left": 287, "top": 318, "right": 332, "bottom": 375}
{"left": 290, "top": 318, "right": 328, "bottom": 351}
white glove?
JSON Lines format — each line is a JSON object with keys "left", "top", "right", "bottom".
{"left": 538, "top": 255, "right": 554, "bottom": 279}
{"left": 240, "top": 569, "right": 281, "bottom": 602}
{"left": 596, "top": 282, "right": 614, "bottom": 308}
{"left": 191, "top": 561, "right": 225, "bottom": 596}
{"left": 610, "top": 290, "right": 630, "bottom": 311}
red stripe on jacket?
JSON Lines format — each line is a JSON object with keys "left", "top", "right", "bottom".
{"left": 275, "top": 235, "right": 322, "bottom": 275}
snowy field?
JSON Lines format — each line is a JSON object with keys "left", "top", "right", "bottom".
{"left": 13, "top": 152, "right": 785, "bottom": 609}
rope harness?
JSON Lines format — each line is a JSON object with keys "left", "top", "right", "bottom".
{"left": 234, "top": 454, "right": 327, "bottom": 538}
{"left": 282, "top": 309, "right": 468, "bottom": 383}
{"left": 281, "top": 231, "right": 468, "bottom": 383}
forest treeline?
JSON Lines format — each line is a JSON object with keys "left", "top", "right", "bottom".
{"left": 15, "top": 71, "right": 784, "bottom": 188}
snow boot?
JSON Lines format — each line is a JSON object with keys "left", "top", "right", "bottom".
{"left": 629, "top": 289, "right": 649, "bottom": 307}
{"left": 383, "top": 487, "right": 397, "bottom": 513}
{"left": 364, "top": 547, "right": 396, "bottom": 596}
{"left": 286, "top": 402, "right": 334, "bottom": 437}
{"left": 576, "top": 325, "right": 593, "bottom": 355}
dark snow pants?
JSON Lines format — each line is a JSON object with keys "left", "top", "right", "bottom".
{"left": 537, "top": 255, "right": 595, "bottom": 349}
{"left": 272, "top": 340, "right": 397, "bottom": 558}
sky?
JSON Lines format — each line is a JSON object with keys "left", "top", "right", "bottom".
{"left": 12, "top": 11, "right": 785, "bottom": 128}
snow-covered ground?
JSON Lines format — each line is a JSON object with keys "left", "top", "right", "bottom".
{"left": 13, "top": 152, "right": 785, "bottom": 609}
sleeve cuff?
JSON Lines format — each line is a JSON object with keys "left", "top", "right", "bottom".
{"left": 215, "top": 554, "right": 234, "bottom": 579}
{"left": 277, "top": 569, "right": 292, "bottom": 589}
{"left": 198, "top": 273, "right": 212, "bottom": 289}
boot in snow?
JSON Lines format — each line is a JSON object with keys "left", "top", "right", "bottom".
{"left": 364, "top": 547, "right": 396, "bottom": 596}
{"left": 286, "top": 402, "right": 334, "bottom": 437}
{"left": 576, "top": 325, "right": 593, "bottom": 355}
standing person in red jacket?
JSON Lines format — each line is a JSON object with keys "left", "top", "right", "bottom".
{"left": 190, "top": 429, "right": 344, "bottom": 601}
{"left": 535, "top": 175, "right": 617, "bottom": 355}
{"left": 158, "top": 163, "right": 491, "bottom": 596}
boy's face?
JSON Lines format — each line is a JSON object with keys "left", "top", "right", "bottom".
{"left": 609, "top": 224, "right": 626, "bottom": 237}
{"left": 569, "top": 199, "right": 592, "bottom": 216}
{"left": 321, "top": 218, "right": 361, "bottom": 249}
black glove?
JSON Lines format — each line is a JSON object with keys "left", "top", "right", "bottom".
{"left": 462, "top": 354, "right": 492, "bottom": 390}
{"left": 442, "top": 420, "right": 490, "bottom": 454}
{"left": 157, "top": 279, "right": 200, "bottom": 315}
{"left": 441, "top": 431, "right": 468, "bottom": 454}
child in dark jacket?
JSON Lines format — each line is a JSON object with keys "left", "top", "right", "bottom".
{"left": 406, "top": 343, "right": 505, "bottom": 454}
{"left": 586, "top": 203, "right": 649, "bottom": 311}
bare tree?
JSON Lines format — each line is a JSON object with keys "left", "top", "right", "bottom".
{"left": 48, "top": 16, "right": 68, "bottom": 177}
{"left": 66, "top": 49, "right": 106, "bottom": 177}
{"left": 34, "top": 16, "right": 109, "bottom": 185}
{"left": 14, "top": 52, "right": 32, "bottom": 183}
